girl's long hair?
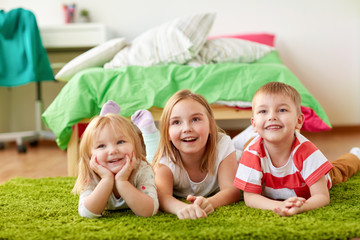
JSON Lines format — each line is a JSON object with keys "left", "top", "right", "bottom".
{"left": 152, "top": 89, "right": 222, "bottom": 175}
{"left": 72, "top": 113, "right": 147, "bottom": 194}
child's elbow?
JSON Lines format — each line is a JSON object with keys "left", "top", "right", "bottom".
{"left": 136, "top": 208, "right": 156, "bottom": 217}
{"left": 320, "top": 190, "right": 331, "bottom": 206}
{"left": 243, "top": 192, "right": 255, "bottom": 207}
{"left": 314, "top": 193, "right": 330, "bottom": 209}
{"left": 135, "top": 200, "right": 158, "bottom": 217}
{"left": 323, "top": 195, "right": 330, "bottom": 206}
{"left": 139, "top": 212, "right": 154, "bottom": 218}
{"left": 244, "top": 198, "right": 252, "bottom": 207}
{"left": 78, "top": 207, "right": 102, "bottom": 218}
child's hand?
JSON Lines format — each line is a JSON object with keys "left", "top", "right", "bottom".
{"left": 115, "top": 153, "right": 136, "bottom": 182}
{"left": 176, "top": 204, "right": 207, "bottom": 220}
{"left": 90, "top": 155, "right": 113, "bottom": 179}
{"left": 187, "top": 195, "right": 214, "bottom": 215}
{"left": 273, "top": 197, "right": 306, "bottom": 217}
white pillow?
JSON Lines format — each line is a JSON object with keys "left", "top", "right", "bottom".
{"left": 104, "top": 13, "right": 216, "bottom": 68}
{"left": 55, "top": 38, "right": 126, "bottom": 81}
{"left": 198, "top": 38, "right": 274, "bottom": 64}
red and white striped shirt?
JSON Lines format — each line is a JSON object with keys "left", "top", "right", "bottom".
{"left": 233, "top": 132, "right": 333, "bottom": 200}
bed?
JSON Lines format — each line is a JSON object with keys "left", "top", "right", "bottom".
{"left": 42, "top": 13, "right": 331, "bottom": 176}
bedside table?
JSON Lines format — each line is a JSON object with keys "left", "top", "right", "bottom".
{"left": 40, "top": 23, "right": 108, "bottom": 74}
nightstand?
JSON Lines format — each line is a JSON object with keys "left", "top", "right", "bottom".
{"left": 40, "top": 23, "right": 108, "bottom": 74}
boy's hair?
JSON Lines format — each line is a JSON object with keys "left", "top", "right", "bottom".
{"left": 252, "top": 82, "right": 302, "bottom": 114}
{"left": 152, "top": 89, "right": 222, "bottom": 175}
{"left": 72, "top": 113, "right": 147, "bottom": 194}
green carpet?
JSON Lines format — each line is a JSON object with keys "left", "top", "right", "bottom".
{"left": 1, "top": 173, "right": 359, "bottom": 240}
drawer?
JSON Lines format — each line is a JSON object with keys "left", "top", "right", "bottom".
{"left": 40, "top": 23, "right": 107, "bottom": 48}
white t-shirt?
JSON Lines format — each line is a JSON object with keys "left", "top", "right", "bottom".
{"left": 78, "top": 160, "right": 159, "bottom": 218}
{"left": 159, "top": 133, "right": 235, "bottom": 198}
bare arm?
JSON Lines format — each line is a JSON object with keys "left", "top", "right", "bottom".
{"left": 155, "top": 164, "right": 206, "bottom": 219}
{"left": 115, "top": 181, "right": 154, "bottom": 217}
{"left": 273, "top": 176, "right": 330, "bottom": 216}
{"left": 244, "top": 176, "right": 330, "bottom": 217}
{"left": 83, "top": 156, "right": 114, "bottom": 215}
{"left": 115, "top": 154, "right": 154, "bottom": 217}
{"left": 208, "top": 151, "right": 242, "bottom": 209}
{"left": 243, "top": 191, "right": 286, "bottom": 210}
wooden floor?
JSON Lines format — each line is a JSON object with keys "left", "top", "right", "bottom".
{"left": 0, "top": 126, "right": 359, "bottom": 185}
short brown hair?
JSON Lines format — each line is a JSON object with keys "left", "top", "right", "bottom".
{"left": 252, "top": 82, "right": 302, "bottom": 113}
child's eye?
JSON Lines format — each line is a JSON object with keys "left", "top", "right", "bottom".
{"left": 279, "top": 108, "right": 288, "bottom": 112}
{"left": 97, "top": 144, "right": 105, "bottom": 149}
{"left": 258, "top": 110, "right": 266, "bottom": 114}
{"left": 171, "top": 120, "right": 180, "bottom": 125}
{"left": 117, "top": 140, "right": 125, "bottom": 144}
{"left": 192, "top": 117, "right": 200, "bottom": 122}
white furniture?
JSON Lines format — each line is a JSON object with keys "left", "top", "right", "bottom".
{"left": 40, "top": 23, "right": 108, "bottom": 73}
{"left": 40, "top": 23, "right": 108, "bottom": 48}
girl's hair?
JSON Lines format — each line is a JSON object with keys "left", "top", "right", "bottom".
{"left": 252, "top": 82, "right": 302, "bottom": 114}
{"left": 72, "top": 113, "right": 147, "bottom": 194}
{"left": 152, "top": 89, "right": 222, "bottom": 175}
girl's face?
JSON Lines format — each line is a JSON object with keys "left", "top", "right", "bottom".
{"left": 168, "top": 98, "right": 211, "bottom": 159}
{"left": 251, "top": 93, "right": 304, "bottom": 145}
{"left": 91, "top": 124, "right": 134, "bottom": 174}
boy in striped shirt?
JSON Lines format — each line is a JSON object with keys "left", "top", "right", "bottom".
{"left": 233, "top": 82, "right": 360, "bottom": 217}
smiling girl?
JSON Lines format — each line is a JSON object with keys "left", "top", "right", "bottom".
{"left": 143, "top": 89, "right": 241, "bottom": 219}
{"left": 72, "top": 113, "right": 158, "bottom": 218}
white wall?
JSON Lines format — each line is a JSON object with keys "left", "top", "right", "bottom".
{"left": 1, "top": 0, "right": 360, "bottom": 130}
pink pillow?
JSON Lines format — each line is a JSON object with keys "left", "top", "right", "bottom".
{"left": 208, "top": 33, "right": 275, "bottom": 47}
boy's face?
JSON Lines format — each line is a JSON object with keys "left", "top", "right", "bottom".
{"left": 251, "top": 93, "right": 304, "bottom": 145}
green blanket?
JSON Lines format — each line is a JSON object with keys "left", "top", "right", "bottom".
{"left": 42, "top": 51, "right": 331, "bottom": 150}
{"left": 1, "top": 173, "right": 359, "bottom": 239}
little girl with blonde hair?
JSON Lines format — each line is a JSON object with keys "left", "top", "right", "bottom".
{"left": 72, "top": 109, "right": 158, "bottom": 218}
{"left": 134, "top": 90, "right": 242, "bottom": 219}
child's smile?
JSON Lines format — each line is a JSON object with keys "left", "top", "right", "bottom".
{"left": 108, "top": 157, "right": 123, "bottom": 164}
{"left": 169, "top": 98, "right": 210, "bottom": 159}
{"left": 181, "top": 136, "right": 198, "bottom": 142}
{"left": 251, "top": 93, "right": 303, "bottom": 145}
{"left": 265, "top": 124, "right": 282, "bottom": 130}
{"left": 91, "top": 124, "right": 134, "bottom": 174}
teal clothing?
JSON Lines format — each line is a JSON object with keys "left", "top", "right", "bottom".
{"left": 0, "top": 8, "right": 54, "bottom": 86}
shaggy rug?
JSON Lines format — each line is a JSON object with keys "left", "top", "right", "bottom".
{"left": 0, "top": 173, "right": 359, "bottom": 240}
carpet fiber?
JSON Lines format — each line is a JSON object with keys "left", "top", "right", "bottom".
{"left": 1, "top": 173, "right": 359, "bottom": 239}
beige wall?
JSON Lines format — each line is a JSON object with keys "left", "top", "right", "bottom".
{"left": 2, "top": 0, "right": 360, "bottom": 130}
{"left": 0, "top": 82, "right": 65, "bottom": 133}
{"left": 5, "top": 82, "right": 66, "bottom": 132}
{"left": 0, "top": 89, "right": 10, "bottom": 132}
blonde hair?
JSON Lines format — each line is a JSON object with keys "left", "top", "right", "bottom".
{"left": 252, "top": 82, "right": 302, "bottom": 114}
{"left": 72, "top": 113, "right": 147, "bottom": 194}
{"left": 152, "top": 89, "right": 222, "bottom": 175}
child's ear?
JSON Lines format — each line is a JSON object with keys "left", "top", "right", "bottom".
{"left": 295, "top": 113, "right": 305, "bottom": 130}
{"left": 250, "top": 117, "right": 258, "bottom": 133}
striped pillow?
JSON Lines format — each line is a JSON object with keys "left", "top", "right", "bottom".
{"left": 192, "top": 38, "right": 274, "bottom": 65}
{"left": 104, "top": 13, "right": 216, "bottom": 68}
